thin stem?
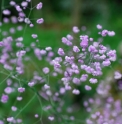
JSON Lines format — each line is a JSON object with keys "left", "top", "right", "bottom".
{"left": 0, "top": 0, "right": 4, "bottom": 38}
{"left": 35, "top": 92, "right": 44, "bottom": 124}
{"left": 9, "top": 94, "right": 36, "bottom": 124}
{"left": 0, "top": 73, "right": 11, "bottom": 85}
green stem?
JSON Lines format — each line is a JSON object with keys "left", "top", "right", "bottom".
{"left": 9, "top": 94, "right": 36, "bottom": 124}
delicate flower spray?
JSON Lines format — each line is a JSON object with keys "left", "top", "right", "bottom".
{"left": 0, "top": 0, "right": 119, "bottom": 124}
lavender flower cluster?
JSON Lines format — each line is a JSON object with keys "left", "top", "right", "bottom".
{"left": 0, "top": 0, "right": 120, "bottom": 124}
{"left": 85, "top": 72, "right": 122, "bottom": 124}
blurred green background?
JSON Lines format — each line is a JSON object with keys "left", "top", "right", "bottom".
{"left": 0, "top": 0, "right": 122, "bottom": 123}
{"left": 1, "top": 0, "right": 122, "bottom": 49}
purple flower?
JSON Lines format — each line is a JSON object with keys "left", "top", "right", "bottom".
{"left": 43, "top": 67, "right": 50, "bottom": 74}
{"left": 89, "top": 78, "right": 98, "bottom": 84}
{"left": 102, "top": 60, "right": 111, "bottom": 66}
{"left": 72, "top": 26, "right": 80, "bottom": 33}
{"left": 108, "top": 31, "right": 115, "bottom": 36}
{"left": 67, "top": 34, "right": 73, "bottom": 40}
{"left": 88, "top": 45, "right": 97, "bottom": 53}
{"left": 58, "top": 48, "right": 65, "bottom": 56}
{"left": 28, "top": 82, "right": 35, "bottom": 87}
{"left": 7, "top": 117, "right": 14, "bottom": 122}
{"left": 85, "top": 85, "right": 92, "bottom": 90}
{"left": 96, "top": 24, "right": 102, "bottom": 29}
{"left": 11, "top": 106, "right": 17, "bottom": 111}
{"left": 16, "top": 50, "right": 26, "bottom": 57}
{"left": 101, "top": 29, "right": 108, "bottom": 36}
{"left": 62, "top": 37, "right": 72, "bottom": 46}
{"left": 1, "top": 94, "right": 9, "bottom": 103}
{"left": 72, "top": 89, "right": 80, "bottom": 95}
{"left": 31, "top": 34, "right": 38, "bottom": 38}
{"left": 3, "top": 9, "right": 11, "bottom": 15}
{"left": 36, "top": 2, "right": 43, "bottom": 10}
{"left": 18, "top": 87, "right": 25, "bottom": 93}
{"left": 114, "top": 71, "right": 122, "bottom": 80}
{"left": 48, "top": 116, "right": 54, "bottom": 121}
{"left": 36, "top": 18, "right": 44, "bottom": 24}
{"left": 73, "top": 46, "right": 80, "bottom": 53}
{"left": 80, "top": 36, "right": 89, "bottom": 48}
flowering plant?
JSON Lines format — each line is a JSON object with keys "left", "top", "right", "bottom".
{"left": 0, "top": 0, "right": 120, "bottom": 124}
